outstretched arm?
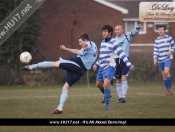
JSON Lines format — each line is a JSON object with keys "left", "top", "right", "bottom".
{"left": 60, "top": 45, "right": 80, "bottom": 54}
{"left": 126, "top": 24, "right": 142, "bottom": 43}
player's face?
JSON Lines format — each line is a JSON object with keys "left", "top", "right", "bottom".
{"left": 158, "top": 27, "right": 165, "bottom": 36}
{"left": 102, "top": 30, "right": 111, "bottom": 39}
{"left": 78, "top": 39, "right": 87, "bottom": 48}
{"left": 115, "top": 26, "right": 123, "bottom": 37}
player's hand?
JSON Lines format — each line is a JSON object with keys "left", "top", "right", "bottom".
{"left": 130, "top": 66, "right": 134, "bottom": 70}
{"left": 154, "top": 60, "right": 157, "bottom": 66}
{"left": 93, "top": 66, "right": 97, "bottom": 71}
{"left": 137, "top": 24, "right": 142, "bottom": 29}
{"left": 167, "top": 52, "right": 171, "bottom": 57}
{"left": 60, "top": 45, "right": 67, "bottom": 50}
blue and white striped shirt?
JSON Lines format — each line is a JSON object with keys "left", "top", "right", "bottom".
{"left": 94, "top": 38, "right": 133, "bottom": 69}
{"left": 153, "top": 35, "right": 175, "bottom": 63}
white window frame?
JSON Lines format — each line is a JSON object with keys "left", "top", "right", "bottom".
{"left": 125, "top": 21, "right": 146, "bottom": 34}
{"left": 154, "top": 22, "right": 169, "bottom": 32}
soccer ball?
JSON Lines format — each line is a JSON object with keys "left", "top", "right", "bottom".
{"left": 20, "top": 51, "right": 32, "bottom": 64}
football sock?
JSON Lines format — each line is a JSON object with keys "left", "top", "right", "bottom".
{"left": 99, "top": 87, "right": 104, "bottom": 94}
{"left": 116, "top": 82, "right": 122, "bottom": 99}
{"left": 166, "top": 77, "right": 172, "bottom": 90}
{"left": 57, "top": 89, "right": 68, "bottom": 111}
{"left": 104, "top": 89, "right": 110, "bottom": 108}
{"left": 164, "top": 79, "right": 169, "bottom": 90}
{"left": 122, "top": 80, "right": 128, "bottom": 98}
{"left": 31, "top": 61, "right": 53, "bottom": 69}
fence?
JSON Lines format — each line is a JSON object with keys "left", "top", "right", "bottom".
{"left": 82, "top": 45, "right": 175, "bottom": 85}
{"left": 0, "top": 45, "right": 175, "bottom": 86}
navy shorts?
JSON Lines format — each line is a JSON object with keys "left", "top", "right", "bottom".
{"left": 114, "top": 58, "right": 130, "bottom": 79}
{"left": 59, "top": 57, "right": 87, "bottom": 86}
{"left": 158, "top": 59, "right": 171, "bottom": 71}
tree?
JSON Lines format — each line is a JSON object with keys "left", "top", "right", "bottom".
{"left": 0, "top": 0, "right": 40, "bottom": 84}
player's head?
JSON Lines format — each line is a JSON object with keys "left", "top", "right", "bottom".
{"left": 158, "top": 25, "right": 166, "bottom": 36}
{"left": 102, "top": 25, "right": 113, "bottom": 39}
{"left": 78, "top": 33, "right": 89, "bottom": 49}
{"left": 115, "top": 25, "right": 123, "bottom": 37}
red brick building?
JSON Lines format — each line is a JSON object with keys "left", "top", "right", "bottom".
{"left": 37, "top": 0, "right": 175, "bottom": 60}
{"left": 32, "top": 0, "right": 175, "bottom": 83}
{"left": 37, "top": 0, "right": 126, "bottom": 60}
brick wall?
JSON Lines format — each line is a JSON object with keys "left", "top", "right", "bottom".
{"left": 36, "top": 0, "right": 175, "bottom": 60}
{"left": 37, "top": 0, "right": 124, "bottom": 60}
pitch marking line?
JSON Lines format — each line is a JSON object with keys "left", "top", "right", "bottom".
{"left": 137, "top": 93, "right": 165, "bottom": 96}
{"left": 0, "top": 94, "right": 104, "bottom": 100}
{"left": 0, "top": 93, "right": 167, "bottom": 100}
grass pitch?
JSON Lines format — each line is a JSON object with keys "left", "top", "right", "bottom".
{"left": 0, "top": 82, "right": 175, "bottom": 132}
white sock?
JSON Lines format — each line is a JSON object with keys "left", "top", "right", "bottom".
{"left": 116, "top": 82, "right": 122, "bottom": 99}
{"left": 57, "top": 89, "right": 68, "bottom": 111}
{"left": 122, "top": 80, "right": 128, "bottom": 98}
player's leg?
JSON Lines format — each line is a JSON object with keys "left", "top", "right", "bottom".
{"left": 96, "top": 68, "right": 105, "bottom": 102}
{"left": 53, "top": 67, "right": 85, "bottom": 114}
{"left": 115, "top": 58, "right": 122, "bottom": 102}
{"left": 164, "top": 67, "right": 172, "bottom": 95}
{"left": 118, "top": 59, "right": 129, "bottom": 103}
{"left": 163, "top": 59, "right": 172, "bottom": 95}
{"left": 160, "top": 60, "right": 172, "bottom": 95}
{"left": 161, "top": 70, "right": 170, "bottom": 95}
{"left": 96, "top": 68, "right": 104, "bottom": 90}
{"left": 52, "top": 82, "right": 70, "bottom": 114}
{"left": 23, "top": 60, "right": 60, "bottom": 70}
{"left": 116, "top": 79, "right": 122, "bottom": 102}
{"left": 103, "top": 77, "right": 111, "bottom": 110}
{"left": 52, "top": 58, "right": 86, "bottom": 114}
{"left": 23, "top": 57, "right": 84, "bottom": 71}
{"left": 96, "top": 81, "right": 104, "bottom": 94}
{"left": 103, "top": 66, "right": 115, "bottom": 110}
{"left": 120, "top": 75, "right": 128, "bottom": 103}
{"left": 96, "top": 68, "right": 112, "bottom": 103}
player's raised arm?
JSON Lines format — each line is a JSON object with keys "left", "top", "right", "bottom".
{"left": 60, "top": 45, "right": 80, "bottom": 54}
{"left": 125, "top": 24, "right": 142, "bottom": 43}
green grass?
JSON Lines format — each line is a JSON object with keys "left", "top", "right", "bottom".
{"left": 0, "top": 82, "right": 175, "bottom": 132}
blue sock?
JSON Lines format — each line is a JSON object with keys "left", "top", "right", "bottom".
{"left": 167, "top": 77, "right": 172, "bottom": 90}
{"left": 57, "top": 89, "right": 68, "bottom": 111}
{"left": 164, "top": 80, "right": 169, "bottom": 90}
{"left": 99, "top": 87, "right": 104, "bottom": 95}
{"left": 104, "top": 89, "right": 110, "bottom": 108}
{"left": 31, "top": 61, "right": 53, "bottom": 69}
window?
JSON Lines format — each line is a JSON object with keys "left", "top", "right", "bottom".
{"left": 125, "top": 21, "right": 146, "bottom": 34}
{"left": 154, "top": 23, "right": 169, "bottom": 32}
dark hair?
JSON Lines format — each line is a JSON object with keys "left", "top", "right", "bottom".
{"left": 78, "top": 33, "right": 89, "bottom": 41}
{"left": 102, "top": 25, "right": 113, "bottom": 35}
{"left": 158, "top": 25, "right": 166, "bottom": 30}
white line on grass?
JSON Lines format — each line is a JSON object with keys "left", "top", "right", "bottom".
{"left": 137, "top": 93, "right": 165, "bottom": 96}
{"left": 0, "top": 93, "right": 166, "bottom": 100}
{"left": 0, "top": 94, "right": 104, "bottom": 100}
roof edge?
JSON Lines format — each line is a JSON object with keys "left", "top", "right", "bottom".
{"left": 93, "top": 0, "right": 128, "bottom": 14}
